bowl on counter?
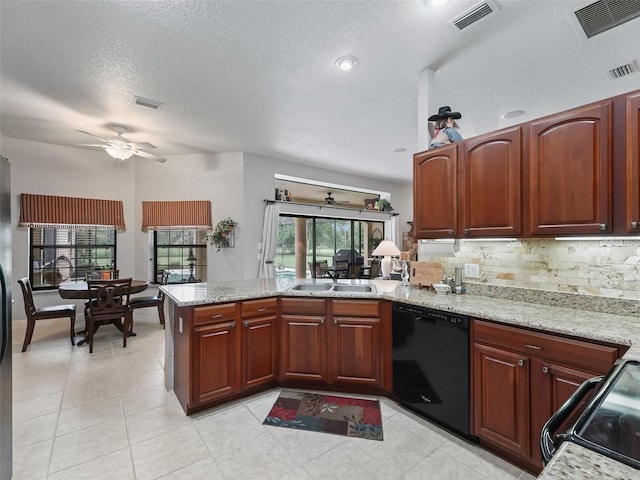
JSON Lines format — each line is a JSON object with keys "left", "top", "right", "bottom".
{"left": 433, "top": 283, "right": 451, "bottom": 295}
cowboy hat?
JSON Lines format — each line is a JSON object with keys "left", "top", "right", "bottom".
{"left": 428, "top": 106, "right": 462, "bottom": 121}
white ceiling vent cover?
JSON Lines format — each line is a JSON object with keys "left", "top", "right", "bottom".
{"left": 574, "top": 0, "right": 640, "bottom": 38}
{"left": 134, "top": 96, "right": 164, "bottom": 110}
{"left": 607, "top": 61, "right": 638, "bottom": 79}
{"left": 449, "top": 0, "right": 498, "bottom": 31}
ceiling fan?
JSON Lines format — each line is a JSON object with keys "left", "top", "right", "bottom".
{"left": 76, "top": 124, "right": 167, "bottom": 163}
{"left": 324, "top": 192, "right": 350, "bottom": 206}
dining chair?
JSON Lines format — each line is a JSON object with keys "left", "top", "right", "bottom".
{"left": 308, "top": 260, "right": 330, "bottom": 279}
{"left": 85, "top": 278, "right": 132, "bottom": 353}
{"left": 128, "top": 270, "right": 170, "bottom": 330}
{"left": 359, "top": 258, "right": 381, "bottom": 279}
{"left": 17, "top": 277, "right": 76, "bottom": 352}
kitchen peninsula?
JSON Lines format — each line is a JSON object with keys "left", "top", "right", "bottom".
{"left": 161, "top": 279, "right": 639, "bottom": 480}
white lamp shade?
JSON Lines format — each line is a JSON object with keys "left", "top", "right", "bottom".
{"left": 372, "top": 240, "right": 401, "bottom": 279}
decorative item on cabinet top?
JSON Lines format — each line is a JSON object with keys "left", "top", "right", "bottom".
{"left": 206, "top": 217, "right": 236, "bottom": 251}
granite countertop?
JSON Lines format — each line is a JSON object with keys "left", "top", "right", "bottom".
{"left": 160, "top": 278, "right": 640, "bottom": 479}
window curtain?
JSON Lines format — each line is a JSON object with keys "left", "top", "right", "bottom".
{"left": 141, "top": 200, "right": 212, "bottom": 231}
{"left": 258, "top": 203, "right": 281, "bottom": 278}
{"left": 18, "top": 193, "right": 126, "bottom": 230}
{"left": 385, "top": 215, "right": 401, "bottom": 249}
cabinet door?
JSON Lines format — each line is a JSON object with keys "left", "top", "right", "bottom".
{"left": 329, "top": 316, "right": 381, "bottom": 386}
{"left": 242, "top": 314, "right": 278, "bottom": 389}
{"left": 626, "top": 91, "right": 640, "bottom": 232}
{"left": 413, "top": 145, "right": 458, "bottom": 238}
{"left": 280, "top": 314, "right": 326, "bottom": 382}
{"left": 473, "top": 343, "right": 530, "bottom": 460}
{"left": 193, "top": 320, "right": 240, "bottom": 404}
{"left": 530, "top": 359, "right": 597, "bottom": 468}
{"left": 529, "top": 101, "right": 612, "bottom": 235}
{"left": 460, "top": 126, "right": 522, "bottom": 237}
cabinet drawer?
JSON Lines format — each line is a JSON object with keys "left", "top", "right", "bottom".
{"left": 242, "top": 298, "right": 277, "bottom": 318}
{"left": 280, "top": 298, "right": 326, "bottom": 315}
{"left": 331, "top": 300, "right": 380, "bottom": 317}
{"left": 194, "top": 303, "right": 237, "bottom": 325}
{"left": 473, "top": 319, "right": 619, "bottom": 373}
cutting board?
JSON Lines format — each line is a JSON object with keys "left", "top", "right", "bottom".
{"left": 410, "top": 261, "right": 443, "bottom": 288}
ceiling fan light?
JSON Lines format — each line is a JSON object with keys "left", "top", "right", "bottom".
{"left": 335, "top": 56, "right": 357, "bottom": 71}
{"left": 105, "top": 145, "right": 133, "bottom": 160}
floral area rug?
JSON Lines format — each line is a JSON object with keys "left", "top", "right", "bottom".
{"left": 263, "top": 390, "right": 383, "bottom": 441}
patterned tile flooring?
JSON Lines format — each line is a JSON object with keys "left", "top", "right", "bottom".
{"left": 10, "top": 312, "right": 537, "bottom": 479}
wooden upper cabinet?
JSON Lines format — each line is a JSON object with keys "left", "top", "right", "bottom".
{"left": 413, "top": 144, "right": 458, "bottom": 238}
{"left": 460, "top": 126, "right": 522, "bottom": 237}
{"left": 626, "top": 92, "right": 640, "bottom": 232}
{"left": 528, "top": 101, "right": 612, "bottom": 235}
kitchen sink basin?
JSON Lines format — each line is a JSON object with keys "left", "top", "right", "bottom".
{"left": 331, "top": 285, "right": 374, "bottom": 293}
{"left": 289, "top": 283, "right": 333, "bottom": 291}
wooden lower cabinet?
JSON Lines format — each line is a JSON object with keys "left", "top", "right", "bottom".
{"left": 279, "top": 297, "right": 389, "bottom": 390}
{"left": 241, "top": 298, "right": 279, "bottom": 389}
{"left": 329, "top": 300, "right": 382, "bottom": 386}
{"left": 279, "top": 298, "right": 327, "bottom": 383}
{"left": 193, "top": 318, "right": 240, "bottom": 404}
{"left": 472, "top": 319, "right": 621, "bottom": 473}
{"left": 473, "top": 343, "right": 530, "bottom": 460}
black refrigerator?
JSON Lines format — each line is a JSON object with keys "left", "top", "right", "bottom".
{"left": 0, "top": 154, "right": 12, "bottom": 480}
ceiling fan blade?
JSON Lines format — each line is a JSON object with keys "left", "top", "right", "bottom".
{"left": 76, "top": 129, "right": 109, "bottom": 143}
{"left": 128, "top": 142, "right": 156, "bottom": 149}
{"left": 76, "top": 143, "right": 108, "bottom": 148}
{"left": 132, "top": 149, "right": 167, "bottom": 163}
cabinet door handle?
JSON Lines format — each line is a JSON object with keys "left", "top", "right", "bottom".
{"left": 230, "top": 321, "right": 236, "bottom": 330}
{"left": 448, "top": 229, "right": 454, "bottom": 235}
{"left": 211, "top": 314, "right": 223, "bottom": 319}
{"left": 243, "top": 321, "right": 248, "bottom": 328}
{"left": 599, "top": 223, "right": 607, "bottom": 231}
{"left": 631, "top": 221, "right": 639, "bottom": 229}
{"left": 542, "top": 366, "right": 549, "bottom": 374}
{"left": 257, "top": 307, "right": 266, "bottom": 312}
{"left": 320, "top": 317, "right": 325, "bottom": 324}
{"left": 463, "top": 228, "right": 469, "bottom": 235}
{"left": 524, "top": 344, "right": 542, "bottom": 350}
{"left": 333, "top": 318, "right": 338, "bottom": 324}
{"left": 517, "top": 359, "right": 525, "bottom": 367}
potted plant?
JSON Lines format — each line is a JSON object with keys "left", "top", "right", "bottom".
{"left": 206, "top": 217, "right": 236, "bottom": 251}
{"left": 374, "top": 199, "right": 393, "bottom": 212}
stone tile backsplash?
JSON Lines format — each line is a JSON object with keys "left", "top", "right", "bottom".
{"left": 430, "top": 238, "right": 640, "bottom": 301}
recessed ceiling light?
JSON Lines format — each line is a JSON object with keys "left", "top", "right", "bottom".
{"left": 335, "top": 56, "right": 358, "bottom": 71}
{"left": 501, "top": 110, "right": 525, "bottom": 119}
{"left": 394, "top": 148, "right": 407, "bottom": 153}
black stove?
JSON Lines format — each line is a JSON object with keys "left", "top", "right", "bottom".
{"left": 542, "top": 360, "right": 640, "bottom": 470}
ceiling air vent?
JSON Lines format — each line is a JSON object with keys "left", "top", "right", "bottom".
{"left": 607, "top": 61, "right": 638, "bottom": 79}
{"left": 574, "top": 0, "right": 640, "bottom": 38}
{"left": 450, "top": 0, "right": 497, "bottom": 31}
{"left": 134, "top": 96, "right": 164, "bottom": 110}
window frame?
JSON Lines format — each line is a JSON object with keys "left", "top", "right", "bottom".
{"left": 152, "top": 229, "right": 207, "bottom": 284}
{"left": 28, "top": 226, "right": 118, "bottom": 291}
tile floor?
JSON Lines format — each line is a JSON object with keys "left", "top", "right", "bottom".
{"left": 10, "top": 311, "right": 538, "bottom": 480}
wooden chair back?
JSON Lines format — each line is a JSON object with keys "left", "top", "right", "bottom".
{"left": 87, "top": 278, "right": 132, "bottom": 321}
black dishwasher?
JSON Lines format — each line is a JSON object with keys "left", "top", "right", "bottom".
{"left": 392, "top": 302, "right": 476, "bottom": 441}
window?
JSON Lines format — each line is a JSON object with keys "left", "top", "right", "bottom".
{"left": 152, "top": 229, "right": 207, "bottom": 284}
{"left": 276, "top": 216, "right": 384, "bottom": 279}
{"left": 29, "top": 227, "right": 117, "bottom": 290}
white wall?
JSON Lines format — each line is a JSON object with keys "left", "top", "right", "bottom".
{"left": 133, "top": 151, "right": 245, "bottom": 283}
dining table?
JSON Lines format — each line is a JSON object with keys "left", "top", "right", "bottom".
{"left": 58, "top": 280, "right": 149, "bottom": 341}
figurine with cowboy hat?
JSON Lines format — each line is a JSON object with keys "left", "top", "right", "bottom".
{"left": 428, "top": 106, "right": 463, "bottom": 149}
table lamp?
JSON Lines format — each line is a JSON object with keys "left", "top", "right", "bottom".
{"left": 372, "top": 240, "right": 401, "bottom": 279}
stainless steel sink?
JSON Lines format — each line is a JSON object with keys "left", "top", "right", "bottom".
{"left": 289, "top": 283, "right": 333, "bottom": 291}
{"left": 331, "top": 285, "right": 374, "bottom": 293}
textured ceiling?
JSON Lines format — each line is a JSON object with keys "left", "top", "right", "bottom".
{"left": 1, "top": 1, "right": 639, "bottom": 182}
